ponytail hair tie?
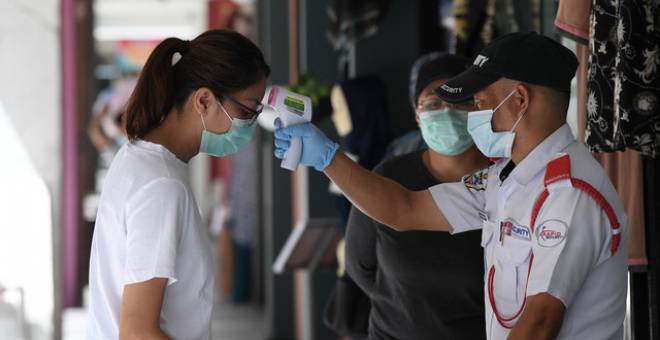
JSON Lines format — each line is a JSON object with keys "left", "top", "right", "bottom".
{"left": 171, "top": 52, "right": 183, "bottom": 66}
{"left": 181, "top": 39, "right": 191, "bottom": 53}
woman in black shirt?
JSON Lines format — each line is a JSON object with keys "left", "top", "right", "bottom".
{"left": 345, "top": 53, "right": 489, "bottom": 340}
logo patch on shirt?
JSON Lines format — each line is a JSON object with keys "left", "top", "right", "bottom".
{"left": 537, "top": 219, "right": 568, "bottom": 248}
{"left": 462, "top": 168, "right": 488, "bottom": 191}
{"left": 500, "top": 220, "right": 531, "bottom": 242}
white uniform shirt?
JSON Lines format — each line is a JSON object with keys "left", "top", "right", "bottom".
{"left": 429, "top": 124, "right": 628, "bottom": 339}
{"left": 88, "top": 140, "right": 214, "bottom": 340}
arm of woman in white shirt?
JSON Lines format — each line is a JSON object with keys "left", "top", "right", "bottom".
{"left": 119, "top": 278, "right": 170, "bottom": 340}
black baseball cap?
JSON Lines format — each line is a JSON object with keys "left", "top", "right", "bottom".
{"left": 433, "top": 31, "right": 579, "bottom": 103}
{"left": 410, "top": 53, "right": 470, "bottom": 106}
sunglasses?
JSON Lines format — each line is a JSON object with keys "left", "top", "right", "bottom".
{"left": 222, "top": 94, "right": 264, "bottom": 125}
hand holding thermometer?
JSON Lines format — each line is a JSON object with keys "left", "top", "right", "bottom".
{"left": 266, "top": 86, "right": 313, "bottom": 171}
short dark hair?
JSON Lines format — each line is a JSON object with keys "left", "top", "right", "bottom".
{"left": 124, "top": 29, "right": 271, "bottom": 140}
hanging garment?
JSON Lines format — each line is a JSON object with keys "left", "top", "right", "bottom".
{"left": 554, "top": 0, "right": 591, "bottom": 44}
{"left": 511, "top": 0, "right": 541, "bottom": 33}
{"left": 453, "top": 0, "right": 540, "bottom": 58}
{"left": 454, "top": 0, "right": 494, "bottom": 58}
{"left": 578, "top": 42, "right": 647, "bottom": 265}
{"left": 586, "top": 0, "right": 660, "bottom": 158}
{"left": 336, "top": 76, "right": 393, "bottom": 170}
{"left": 614, "top": 0, "right": 660, "bottom": 157}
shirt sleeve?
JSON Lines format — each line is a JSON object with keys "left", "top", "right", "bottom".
{"left": 428, "top": 168, "right": 488, "bottom": 234}
{"left": 527, "top": 188, "right": 615, "bottom": 307}
{"left": 344, "top": 204, "right": 378, "bottom": 294}
{"left": 123, "top": 178, "right": 190, "bottom": 286}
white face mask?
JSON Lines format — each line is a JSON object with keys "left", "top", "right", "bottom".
{"left": 466, "top": 90, "right": 525, "bottom": 158}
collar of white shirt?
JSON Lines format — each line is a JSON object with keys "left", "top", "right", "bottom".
{"left": 508, "top": 123, "right": 575, "bottom": 186}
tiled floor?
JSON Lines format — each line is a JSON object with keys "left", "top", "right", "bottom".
{"left": 211, "top": 302, "right": 265, "bottom": 340}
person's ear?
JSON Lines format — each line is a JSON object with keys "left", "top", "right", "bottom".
{"left": 514, "top": 83, "right": 530, "bottom": 118}
{"left": 193, "top": 87, "right": 215, "bottom": 117}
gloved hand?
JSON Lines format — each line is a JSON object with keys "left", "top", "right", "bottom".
{"left": 274, "top": 118, "right": 340, "bottom": 171}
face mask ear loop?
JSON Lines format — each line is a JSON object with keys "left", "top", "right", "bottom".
{"left": 197, "top": 107, "right": 208, "bottom": 131}
{"left": 510, "top": 110, "right": 527, "bottom": 132}
{"left": 217, "top": 100, "right": 234, "bottom": 123}
{"left": 493, "top": 89, "right": 517, "bottom": 113}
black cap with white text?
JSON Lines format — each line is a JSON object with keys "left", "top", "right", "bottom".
{"left": 433, "top": 31, "right": 579, "bottom": 103}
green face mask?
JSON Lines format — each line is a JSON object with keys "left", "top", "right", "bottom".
{"left": 199, "top": 101, "right": 256, "bottom": 157}
{"left": 419, "top": 107, "right": 474, "bottom": 156}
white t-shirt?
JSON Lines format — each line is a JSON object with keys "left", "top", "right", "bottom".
{"left": 87, "top": 140, "right": 214, "bottom": 340}
{"left": 429, "top": 125, "right": 628, "bottom": 340}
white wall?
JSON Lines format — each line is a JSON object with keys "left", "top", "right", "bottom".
{"left": 0, "top": 0, "right": 61, "bottom": 339}
{"left": 0, "top": 102, "right": 55, "bottom": 339}
{"left": 0, "top": 0, "right": 61, "bottom": 200}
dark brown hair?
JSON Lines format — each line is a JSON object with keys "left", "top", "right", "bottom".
{"left": 124, "top": 29, "right": 271, "bottom": 140}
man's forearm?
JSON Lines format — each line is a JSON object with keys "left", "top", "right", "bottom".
{"left": 324, "top": 152, "right": 411, "bottom": 229}
{"left": 508, "top": 293, "right": 565, "bottom": 340}
{"left": 273, "top": 121, "right": 450, "bottom": 231}
{"left": 508, "top": 319, "right": 559, "bottom": 340}
{"left": 324, "top": 152, "right": 450, "bottom": 232}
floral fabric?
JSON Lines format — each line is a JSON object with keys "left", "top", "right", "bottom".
{"left": 586, "top": 0, "right": 660, "bottom": 158}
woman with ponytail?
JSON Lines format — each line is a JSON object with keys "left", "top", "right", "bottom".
{"left": 87, "top": 30, "right": 270, "bottom": 340}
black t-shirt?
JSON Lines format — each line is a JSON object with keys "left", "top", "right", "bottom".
{"left": 345, "top": 150, "right": 486, "bottom": 340}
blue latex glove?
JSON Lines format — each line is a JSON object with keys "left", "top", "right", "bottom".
{"left": 274, "top": 118, "right": 339, "bottom": 171}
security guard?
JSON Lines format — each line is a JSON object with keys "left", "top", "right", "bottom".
{"left": 274, "top": 32, "right": 628, "bottom": 339}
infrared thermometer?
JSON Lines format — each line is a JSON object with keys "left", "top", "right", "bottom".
{"left": 266, "top": 86, "right": 313, "bottom": 171}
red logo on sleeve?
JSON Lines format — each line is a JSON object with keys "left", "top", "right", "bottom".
{"left": 537, "top": 219, "right": 568, "bottom": 247}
